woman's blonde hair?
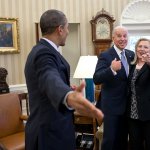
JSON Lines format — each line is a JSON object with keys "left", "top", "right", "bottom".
{"left": 131, "top": 38, "right": 150, "bottom": 64}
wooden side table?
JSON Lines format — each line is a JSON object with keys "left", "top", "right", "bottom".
{"left": 74, "top": 112, "right": 99, "bottom": 150}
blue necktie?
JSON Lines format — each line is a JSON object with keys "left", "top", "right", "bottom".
{"left": 121, "top": 51, "right": 128, "bottom": 76}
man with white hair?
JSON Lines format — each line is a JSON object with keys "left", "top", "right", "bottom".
{"left": 93, "top": 26, "right": 134, "bottom": 150}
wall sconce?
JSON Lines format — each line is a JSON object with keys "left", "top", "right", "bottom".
{"left": 73, "top": 56, "right": 98, "bottom": 103}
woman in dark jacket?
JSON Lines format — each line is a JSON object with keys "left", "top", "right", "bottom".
{"left": 127, "top": 38, "right": 150, "bottom": 150}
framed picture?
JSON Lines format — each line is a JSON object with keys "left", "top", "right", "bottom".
{"left": 0, "top": 17, "right": 19, "bottom": 54}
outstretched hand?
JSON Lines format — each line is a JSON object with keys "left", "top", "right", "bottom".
{"left": 67, "top": 81, "right": 104, "bottom": 126}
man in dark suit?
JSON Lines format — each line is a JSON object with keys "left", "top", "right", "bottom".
{"left": 93, "top": 26, "right": 134, "bottom": 150}
{"left": 24, "top": 9, "right": 103, "bottom": 150}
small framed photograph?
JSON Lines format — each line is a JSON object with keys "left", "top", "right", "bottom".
{"left": 0, "top": 17, "right": 20, "bottom": 54}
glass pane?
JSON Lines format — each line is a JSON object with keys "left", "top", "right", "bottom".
{"left": 128, "top": 36, "right": 150, "bottom": 52}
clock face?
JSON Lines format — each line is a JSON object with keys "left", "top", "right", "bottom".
{"left": 96, "top": 18, "right": 110, "bottom": 39}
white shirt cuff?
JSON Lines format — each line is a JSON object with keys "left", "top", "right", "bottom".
{"left": 63, "top": 91, "right": 74, "bottom": 110}
{"left": 110, "top": 67, "right": 117, "bottom": 75}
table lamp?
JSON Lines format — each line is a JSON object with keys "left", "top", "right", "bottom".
{"left": 73, "top": 56, "right": 98, "bottom": 103}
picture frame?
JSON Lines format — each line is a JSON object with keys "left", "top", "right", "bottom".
{"left": 0, "top": 17, "right": 20, "bottom": 54}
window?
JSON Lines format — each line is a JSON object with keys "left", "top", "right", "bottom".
{"left": 120, "top": 0, "right": 150, "bottom": 52}
{"left": 128, "top": 35, "right": 150, "bottom": 51}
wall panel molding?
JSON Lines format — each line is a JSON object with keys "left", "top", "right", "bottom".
{"left": 9, "top": 84, "right": 27, "bottom": 92}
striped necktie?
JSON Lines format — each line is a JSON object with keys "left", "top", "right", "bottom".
{"left": 121, "top": 51, "right": 128, "bottom": 76}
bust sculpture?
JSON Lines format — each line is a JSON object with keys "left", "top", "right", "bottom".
{"left": 0, "top": 67, "right": 9, "bottom": 94}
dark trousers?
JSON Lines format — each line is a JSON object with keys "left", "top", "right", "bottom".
{"left": 128, "top": 118, "right": 150, "bottom": 150}
{"left": 101, "top": 115, "right": 128, "bottom": 150}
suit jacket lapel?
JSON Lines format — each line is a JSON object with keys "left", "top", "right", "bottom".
{"left": 109, "top": 47, "right": 127, "bottom": 79}
{"left": 109, "top": 47, "right": 120, "bottom": 61}
{"left": 125, "top": 50, "right": 132, "bottom": 64}
{"left": 125, "top": 50, "right": 134, "bottom": 75}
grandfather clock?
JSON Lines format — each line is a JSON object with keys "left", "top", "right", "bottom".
{"left": 90, "top": 9, "right": 115, "bottom": 101}
{"left": 90, "top": 8, "right": 115, "bottom": 56}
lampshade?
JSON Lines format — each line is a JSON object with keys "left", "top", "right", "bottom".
{"left": 73, "top": 56, "right": 98, "bottom": 79}
{"left": 73, "top": 55, "right": 98, "bottom": 103}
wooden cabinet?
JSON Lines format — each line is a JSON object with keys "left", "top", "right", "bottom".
{"left": 93, "top": 40, "right": 112, "bottom": 56}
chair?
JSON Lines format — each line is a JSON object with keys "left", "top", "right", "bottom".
{"left": 0, "top": 93, "right": 28, "bottom": 150}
